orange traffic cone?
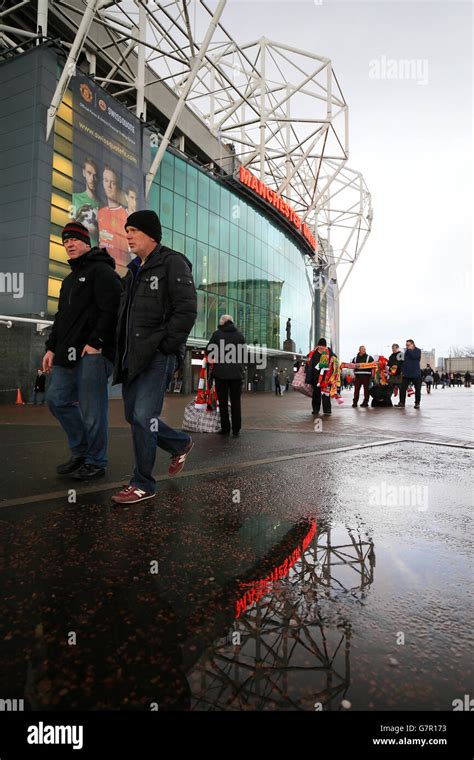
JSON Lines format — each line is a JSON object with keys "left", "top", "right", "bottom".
{"left": 194, "top": 357, "right": 208, "bottom": 409}
{"left": 15, "top": 388, "right": 24, "bottom": 405}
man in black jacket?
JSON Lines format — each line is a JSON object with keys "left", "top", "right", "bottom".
{"left": 111, "top": 210, "right": 197, "bottom": 505}
{"left": 351, "top": 345, "right": 374, "bottom": 407}
{"left": 42, "top": 222, "right": 122, "bottom": 479}
{"left": 206, "top": 315, "right": 246, "bottom": 436}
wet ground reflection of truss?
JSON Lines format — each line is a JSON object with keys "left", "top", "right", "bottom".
{"left": 189, "top": 523, "right": 376, "bottom": 710}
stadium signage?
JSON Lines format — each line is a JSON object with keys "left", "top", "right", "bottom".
{"left": 239, "top": 166, "right": 317, "bottom": 251}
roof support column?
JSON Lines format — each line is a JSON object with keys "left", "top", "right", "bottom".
{"left": 145, "top": 0, "right": 227, "bottom": 197}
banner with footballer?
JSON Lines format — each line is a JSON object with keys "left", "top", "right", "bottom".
{"left": 69, "top": 72, "right": 146, "bottom": 270}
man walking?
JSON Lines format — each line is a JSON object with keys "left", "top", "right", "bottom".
{"left": 111, "top": 210, "right": 197, "bottom": 504}
{"left": 43, "top": 222, "right": 122, "bottom": 479}
{"left": 396, "top": 338, "right": 422, "bottom": 409}
{"left": 351, "top": 345, "right": 374, "bottom": 407}
{"left": 207, "top": 314, "right": 246, "bottom": 436}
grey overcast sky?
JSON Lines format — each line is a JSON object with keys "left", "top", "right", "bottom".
{"left": 205, "top": 0, "right": 473, "bottom": 361}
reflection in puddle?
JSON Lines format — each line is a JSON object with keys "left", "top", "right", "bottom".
{"left": 189, "top": 521, "right": 376, "bottom": 711}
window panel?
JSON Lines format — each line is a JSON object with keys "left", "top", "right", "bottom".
{"left": 161, "top": 151, "right": 174, "bottom": 190}
{"left": 161, "top": 226, "right": 172, "bottom": 247}
{"left": 196, "top": 242, "right": 208, "bottom": 288}
{"left": 173, "top": 231, "right": 185, "bottom": 254}
{"left": 229, "top": 223, "right": 239, "bottom": 256}
{"left": 160, "top": 187, "right": 173, "bottom": 229}
{"left": 209, "top": 212, "right": 219, "bottom": 248}
{"left": 208, "top": 246, "right": 219, "bottom": 290}
{"left": 185, "top": 237, "right": 196, "bottom": 272}
{"left": 207, "top": 293, "right": 218, "bottom": 335}
{"left": 194, "top": 290, "right": 207, "bottom": 339}
{"left": 174, "top": 157, "right": 186, "bottom": 196}
{"left": 185, "top": 199, "right": 197, "bottom": 238}
{"left": 173, "top": 193, "right": 186, "bottom": 234}
{"left": 220, "top": 187, "right": 230, "bottom": 219}
{"left": 219, "top": 217, "right": 229, "bottom": 253}
{"left": 238, "top": 227, "right": 247, "bottom": 261}
{"left": 197, "top": 205, "right": 209, "bottom": 242}
{"left": 246, "top": 232, "right": 255, "bottom": 264}
{"left": 209, "top": 182, "right": 220, "bottom": 215}
{"left": 148, "top": 183, "right": 160, "bottom": 214}
{"left": 197, "top": 170, "right": 210, "bottom": 208}
{"left": 187, "top": 164, "right": 198, "bottom": 202}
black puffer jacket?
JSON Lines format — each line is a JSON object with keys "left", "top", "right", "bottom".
{"left": 45, "top": 247, "right": 122, "bottom": 366}
{"left": 206, "top": 321, "right": 246, "bottom": 380}
{"left": 113, "top": 245, "right": 197, "bottom": 384}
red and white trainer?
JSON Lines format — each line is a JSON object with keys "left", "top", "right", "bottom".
{"left": 111, "top": 485, "right": 155, "bottom": 504}
{"left": 168, "top": 438, "right": 194, "bottom": 477}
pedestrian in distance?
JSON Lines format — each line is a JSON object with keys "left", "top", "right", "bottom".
{"left": 388, "top": 343, "right": 404, "bottom": 399}
{"left": 207, "top": 314, "right": 246, "bottom": 437}
{"left": 111, "top": 210, "right": 197, "bottom": 504}
{"left": 274, "top": 368, "right": 281, "bottom": 396}
{"left": 396, "top": 339, "right": 422, "bottom": 409}
{"left": 252, "top": 372, "right": 261, "bottom": 392}
{"left": 464, "top": 371, "right": 472, "bottom": 388}
{"left": 433, "top": 370, "right": 440, "bottom": 389}
{"left": 42, "top": 222, "right": 122, "bottom": 480}
{"left": 424, "top": 365, "right": 434, "bottom": 394}
{"left": 33, "top": 369, "right": 46, "bottom": 405}
{"left": 351, "top": 345, "right": 374, "bottom": 407}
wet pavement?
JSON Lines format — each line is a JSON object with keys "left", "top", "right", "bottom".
{"left": 0, "top": 388, "right": 472, "bottom": 711}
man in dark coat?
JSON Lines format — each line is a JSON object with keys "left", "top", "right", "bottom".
{"left": 112, "top": 211, "right": 197, "bottom": 504}
{"left": 351, "top": 345, "right": 374, "bottom": 407}
{"left": 43, "top": 222, "right": 122, "bottom": 480}
{"left": 396, "top": 338, "right": 422, "bottom": 408}
{"left": 206, "top": 315, "right": 246, "bottom": 436}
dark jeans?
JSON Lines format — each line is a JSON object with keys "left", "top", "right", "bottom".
{"left": 312, "top": 385, "right": 331, "bottom": 414}
{"left": 400, "top": 377, "right": 422, "bottom": 405}
{"left": 215, "top": 377, "right": 242, "bottom": 433}
{"left": 122, "top": 351, "right": 191, "bottom": 493}
{"left": 353, "top": 374, "right": 370, "bottom": 403}
{"left": 46, "top": 354, "right": 113, "bottom": 468}
{"left": 33, "top": 391, "right": 45, "bottom": 405}
{"left": 275, "top": 381, "right": 281, "bottom": 395}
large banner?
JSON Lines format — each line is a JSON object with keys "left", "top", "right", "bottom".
{"left": 69, "top": 72, "right": 145, "bottom": 268}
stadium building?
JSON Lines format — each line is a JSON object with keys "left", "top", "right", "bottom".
{"left": 0, "top": 0, "right": 372, "bottom": 401}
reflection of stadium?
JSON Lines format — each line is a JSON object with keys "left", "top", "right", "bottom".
{"left": 0, "top": 1, "right": 371, "bottom": 400}
{"left": 188, "top": 521, "right": 376, "bottom": 710}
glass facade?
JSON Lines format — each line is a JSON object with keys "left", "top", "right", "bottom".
{"left": 149, "top": 151, "right": 313, "bottom": 353}
{"left": 48, "top": 97, "right": 313, "bottom": 354}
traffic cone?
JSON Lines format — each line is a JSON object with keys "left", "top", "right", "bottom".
{"left": 194, "top": 357, "right": 208, "bottom": 409}
{"left": 15, "top": 388, "right": 24, "bottom": 405}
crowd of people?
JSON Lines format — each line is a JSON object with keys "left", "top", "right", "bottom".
{"left": 38, "top": 209, "right": 471, "bottom": 506}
